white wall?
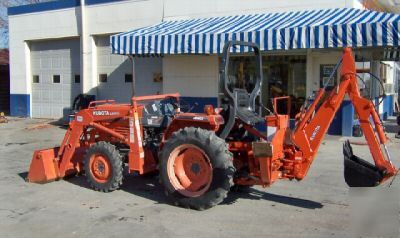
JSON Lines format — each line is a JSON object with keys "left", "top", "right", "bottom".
{"left": 9, "top": 0, "right": 165, "bottom": 115}
{"left": 164, "top": 0, "right": 362, "bottom": 20}
{"left": 95, "top": 35, "right": 163, "bottom": 102}
{"left": 135, "top": 58, "right": 163, "bottom": 96}
{"left": 86, "top": 0, "right": 163, "bottom": 35}
{"left": 163, "top": 55, "right": 219, "bottom": 97}
{"left": 307, "top": 50, "right": 342, "bottom": 96}
{"left": 83, "top": 0, "right": 164, "bottom": 93}
{"left": 9, "top": 8, "right": 80, "bottom": 95}
{"left": 96, "top": 35, "right": 132, "bottom": 102}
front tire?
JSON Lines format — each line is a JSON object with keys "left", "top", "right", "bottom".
{"left": 159, "top": 127, "right": 235, "bottom": 210}
{"left": 84, "top": 141, "right": 123, "bottom": 192}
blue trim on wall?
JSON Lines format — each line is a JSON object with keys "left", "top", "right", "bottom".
{"left": 8, "top": 0, "right": 130, "bottom": 16}
{"left": 86, "top": 0, "right": 128, "bottom": 6}
{"left": 10, "top": 94, "right": 30, "bottom": 117}
{"left": 308, "top": 99, "right": 353, "bottom": 136}
{"left": 388, "top": 95, "right": 394, "bottom": 117}
{"left": 8, "top": 0, "right": 80, "bottom": 16}
{"left": 341, "top": 101, "right": 354, "bottom": 137}
{"left": 180, "top": 97, "right": 218, "bottom": 113}
{"left": 326, "top": 101, "right": 354, "bottom": 136}
{"left": 328, "top": 103, "right": 343, "bottom": 135}
{"left": 383, "top": 96, "right": 389, "bottom": 120}
{"left": 382, "top": 95, "right": 394, "bottom": 120}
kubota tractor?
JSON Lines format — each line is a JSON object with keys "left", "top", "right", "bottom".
{"left": 28, "top": 41, "right": 398, "bottom": 210}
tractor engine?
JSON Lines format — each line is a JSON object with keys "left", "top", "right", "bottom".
{"left": 140, "top": 98, "right": 179, "bottom": 161}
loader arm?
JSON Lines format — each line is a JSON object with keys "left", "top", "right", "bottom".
{"left": 27, "top": 105, "right": 134, "bottom": 183}
{"left": 27, "top": 94, "right": 181, "bottom": 183}
{"left": 291, "top": 48, "right": 397, "bottom": 183}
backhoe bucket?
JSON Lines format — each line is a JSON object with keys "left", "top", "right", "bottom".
{"left": 343, "top": 141, "right": 382, "bottom": 187}
{"left": 27, "top": 147, "right": 60, "bottom": 183}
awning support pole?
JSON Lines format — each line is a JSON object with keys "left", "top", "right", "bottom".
{"left": 128, "top": 55, "right": 136, "bottom": 97}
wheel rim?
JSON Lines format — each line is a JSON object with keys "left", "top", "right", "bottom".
{"left": 89, "top": 154, "right": 111, "bottom": 183}
{"left": 167, "top": 144, "right": 213, "bottom": 197}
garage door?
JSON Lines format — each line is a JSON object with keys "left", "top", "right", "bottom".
{"left": 96, "top": 36, "right": 162, "bottom": 102}
{"left": 31, "top": 39, "right": 81, "bottom": 119}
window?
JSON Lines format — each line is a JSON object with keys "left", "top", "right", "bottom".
{"left": 53, "top": 75, "right": 61, "bottom": 84}
{"left": 74, "top": 75, "right": 81, "bottom": 84}
{"left": 33, "top": 75, "right": 39, "bottom": 83}
{"left": 262, "top": 55, "right": 307, "bottom": 118}
{"left": 125, "top": 74, "right": 133, "bottom": 83}
{"left": 99, "top": 74, "right": 108, "bottom": 83}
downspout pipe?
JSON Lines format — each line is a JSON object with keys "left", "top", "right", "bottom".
{"left": 80, "top": 0, "right": 90, "bottom": 94}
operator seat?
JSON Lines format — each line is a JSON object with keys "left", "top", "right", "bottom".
{"left": 233, "top": 88, "right": 265, "bottom": 125}
{"left": 219, "top": 41, "right": 265, "bottom": 139}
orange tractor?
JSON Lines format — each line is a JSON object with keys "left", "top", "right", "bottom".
{"left": 28, "top": 41, "right": 397, "bottom": 210}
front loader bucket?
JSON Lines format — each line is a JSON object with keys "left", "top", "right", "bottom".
{"left": 343, "top": 141, "right": 382, "bottom": 187}
{"left": 27, "top": 147, "right": 61, "bottom": 184}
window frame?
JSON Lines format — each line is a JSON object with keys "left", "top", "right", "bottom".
{"left": 53, "top": 75, "right": 61, "bottom": 84}
{"left": 125, "top": 74, "right": 133, "bottom": 83}
{"left": 99, "top": 74, "right": 108, "bottom": 83}
{"left": 74, "top": 74, "right": 81, "bottom": 84}
{"left": 32, "top": 75, "right": 40, "bottom": 84}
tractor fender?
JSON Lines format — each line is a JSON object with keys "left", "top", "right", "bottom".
{"left": 162, "top": 113, "right": 224, "bottom": 142}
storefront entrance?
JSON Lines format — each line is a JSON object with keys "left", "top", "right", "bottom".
{"left": 262, "top": 55, "right": 306, "bottom": 117}
{"left": 222, "top": 54, "right": 307, "bottom": 118}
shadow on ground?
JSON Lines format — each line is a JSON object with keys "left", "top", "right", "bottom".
{"left": 48, "top": 119, "right": 69, "bottom": 129}
{"left": 223, "top": 187, "right": 323, "bottom": 209}
{"left": 17, "top": 168, "right": 323, "bottom": 209}
{"left": 18, "top": 172, "right": 28, "bottom": 181}
{"left": 59, "top": 172, "right": 323, "bottom": 209}
{"left": 66, "top": 172, "right": 169, "bottom": 205}
{"left": 384, "top": 117, "right": 399, "bottom": 134}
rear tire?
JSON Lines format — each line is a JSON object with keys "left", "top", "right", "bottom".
{"left": 84, "top": 141, "right": 123, "bottom": 192}
{"left": 159, "top": 127, "right": 235, "bottom": 210}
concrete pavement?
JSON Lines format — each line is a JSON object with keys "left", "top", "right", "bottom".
{"left": 1, "top": 118, "right": 399, "bottom": 238}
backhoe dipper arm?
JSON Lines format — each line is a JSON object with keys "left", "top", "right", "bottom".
{"left": 291, "top": 48, "right": 397, "bottom": 182}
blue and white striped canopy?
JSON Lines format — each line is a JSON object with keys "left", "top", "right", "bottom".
{"left": 111, "top": 8, "right": 400, "bottom": 56}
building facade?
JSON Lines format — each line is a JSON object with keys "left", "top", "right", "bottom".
{"left": 8, "top": 0, "right": 399, "bottom": 135}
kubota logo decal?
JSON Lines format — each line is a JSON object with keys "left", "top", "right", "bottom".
{"left": 310, "top": 126, "right": 321, "bottom": 141}
{"left": 93, "top": 111, "right": 120, "bottom": 116}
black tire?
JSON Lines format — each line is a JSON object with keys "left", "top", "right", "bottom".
{"left": 159, "top": 127, "right": 235, "bottom": 210}
{"left": 84, "top": 141, "right": 123, "bottom": 192}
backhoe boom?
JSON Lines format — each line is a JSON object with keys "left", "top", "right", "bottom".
{"left": 291, "top": 48, "right": 396, "bottom": 184}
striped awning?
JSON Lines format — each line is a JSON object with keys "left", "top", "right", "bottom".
{"left": 111, "top": 8, "right": 400, "bottom": 56}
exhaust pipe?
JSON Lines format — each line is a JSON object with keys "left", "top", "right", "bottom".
{"left": 343, "top": 140, "right": 383, "bottom": 187}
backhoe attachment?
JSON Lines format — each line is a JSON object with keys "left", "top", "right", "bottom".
{"left": 292, "top": 48, "right": 397, "bottom": 187}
